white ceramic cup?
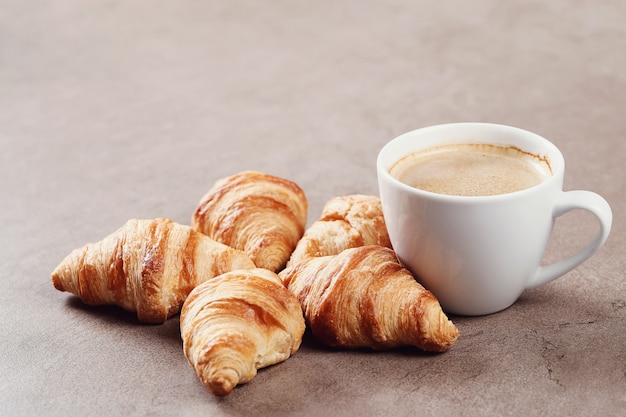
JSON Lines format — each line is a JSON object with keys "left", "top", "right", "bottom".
{"left": 377, "top": 123, "right": 613, "bottom": 316}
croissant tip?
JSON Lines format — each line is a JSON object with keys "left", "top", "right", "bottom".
{"left": 434, "top": 321, "right": 461, "bottom": 352}
{"left": 207, "top": 374, "right": 237, "bottom": 397}
{"left": 51, "top": 272, "right": 65, "bottom": 292}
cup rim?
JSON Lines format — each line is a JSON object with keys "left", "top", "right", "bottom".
{"left": 377, "top": 122, "right": 565, "bottom": 201}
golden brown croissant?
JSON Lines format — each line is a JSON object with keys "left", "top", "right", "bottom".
{"left": 180, "top": 268, "right": 305, "bottom": 396}
{"left": 279, "top": 245, "right": 459, "bottom": 352}
{"left": 51, "top": 218, "right": 256, "bottom": 324}
{"left": 286, "top": 194, "right": 392, "bottom": 267}
{"left": 191, "top": 170, "right": 307, "bottom": 272}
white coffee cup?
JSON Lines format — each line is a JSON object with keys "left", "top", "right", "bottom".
{"left": 377, "top": 123, "right": 612, "bottom": 316}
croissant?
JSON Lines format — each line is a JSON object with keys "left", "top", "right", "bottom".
{"left": 51, "top": 218, "right": 256, "bottom": 324}
{"left": 191, "top": 170, "right": 308, "bottom": 272}
{"left": 286, "top": 194, "right": 392, "bottom": 267}
{"left": 279, "top": 245, "right": 459, "bottom": 352}
{"left": 181, "top": 268, "right": 305, "bottom": 396}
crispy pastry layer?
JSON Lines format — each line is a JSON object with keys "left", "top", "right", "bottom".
{"left": 51, "top": 218, "right": 255, "bottom": 323}
{"left": 180, "top": 268, "right": 305, "bottom": 396}
{"left": 287, "top": 194, "right": 392, "bottom": 267}
{"left": 280, "top": 245, "right": 459, "bottom": 352}
{"left": 192, "top": 170, "right": 307, "bottom": 272}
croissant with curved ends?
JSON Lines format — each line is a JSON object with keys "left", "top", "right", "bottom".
{"left": 51, "top": 218, "right": 256, "bottom": 324}
{"left": 287, "top": 194, "right": 392, "bottom": 267}
{"left": 181, "top": 268, "right": 305, "bottom": 396}
{"left": 279, "top": 245, "right": 459, "bottom": 352}
{"left": 191, "top": 171, "right": 308, "bottom": 272}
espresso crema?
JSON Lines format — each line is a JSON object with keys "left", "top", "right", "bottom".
{"left": 389, "top": 143, "right": 552, "bottom": 196}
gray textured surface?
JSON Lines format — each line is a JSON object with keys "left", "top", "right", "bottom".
{"left": 1, "top": 1, "right": 624, "bottom": 416}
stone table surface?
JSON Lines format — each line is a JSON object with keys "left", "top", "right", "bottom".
{"left": 1, "top": 1, "right": 624, "bottom": 416}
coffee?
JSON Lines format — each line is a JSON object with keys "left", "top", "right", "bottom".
{"left": 389, "top": 143, "right": 552, "bottom": 196}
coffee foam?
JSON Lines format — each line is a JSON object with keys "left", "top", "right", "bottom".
{"left": 389, "top": 143, "right": 552, "bottom": 197}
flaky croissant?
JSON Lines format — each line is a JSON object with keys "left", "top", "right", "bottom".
{"left": 51, "top": 218, "right": 256, "bottom": 324}
{"left": 286, "top": 194, "right": 392, "bottom": 267}
{"left": 279, "top": 245, "right": 459, "bottom": 352}
{"left": 191, "top": 170, "right": 307, "bottom": 272}
{"left": 180, "top": 268, "right": 305, "bottom": 396}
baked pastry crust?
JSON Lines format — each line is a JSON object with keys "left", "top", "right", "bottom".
{"left": 287, "top": 194, "right": 391, "bottom": 267}
{"left": 180, "top": 268, "right": 305, "bottom": 396}
{"left": 51, "top": 218, "right": 255, "bottom": 324}
{"left": 280, "top": 245, "right": 459, "bottom": 352}
{"left": 192, "top": 171, "right": 307, "bottom": 272}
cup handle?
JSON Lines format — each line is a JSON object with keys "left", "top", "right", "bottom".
{"left": 526, "top": 190, "right": 613, "bottom": 289}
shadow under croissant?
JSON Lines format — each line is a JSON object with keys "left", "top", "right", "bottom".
{"left": 297, "top": 327, "right": 447, "bottom": 357}
{"left": 206, "top": 332, "right": 457, "bottom": 404}
{"left": 65, "top": 296, "right": 138, "bottom": 323}
{"left": 64, "top": 296, "right": 184, "bottom": 345}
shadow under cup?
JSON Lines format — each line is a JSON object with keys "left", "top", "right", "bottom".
{"left": 377, "top": 123, "right": 612, "bottom": 316}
